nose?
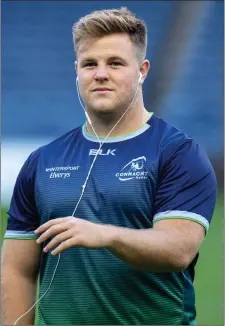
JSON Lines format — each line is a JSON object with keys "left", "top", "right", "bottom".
{"left": 94, "top": 69, "right": 109, "bottom": 82}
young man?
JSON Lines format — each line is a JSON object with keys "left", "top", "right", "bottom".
{"left": 2, "top": 7, "right": 217, "bottom": 325}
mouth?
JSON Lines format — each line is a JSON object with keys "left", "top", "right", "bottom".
{"left": 92, "top": 88, "right": 112, "bottom": 93}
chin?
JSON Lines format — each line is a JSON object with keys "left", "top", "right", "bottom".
{"left": 90, "top": 103, "right": 116, "bottom": 114}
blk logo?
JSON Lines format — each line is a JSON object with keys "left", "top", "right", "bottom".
{"left": 89, "top": 149, "right": 116, "bottom": 156}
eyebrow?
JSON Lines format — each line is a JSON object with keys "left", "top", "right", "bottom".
{"left": 108, "top": 56, "right": 127, "bottom": 62}
{"left": 80, "top": 56, "right": 128, "bottom": 65}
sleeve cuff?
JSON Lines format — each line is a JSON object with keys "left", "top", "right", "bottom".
{"left": 153, "top": 210, "right": 209, "bottom": 233}
{"left": 4, "top": 230, "right": 38, "bottom": 240}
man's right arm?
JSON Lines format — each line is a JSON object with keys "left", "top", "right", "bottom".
{"left": 1, "top": 239, "right": 41, "bottom": 326}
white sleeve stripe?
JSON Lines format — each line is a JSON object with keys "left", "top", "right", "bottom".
{"left": 153, "top": 210, "right": 209, "bottom": 231}
{"left": 4, "top": 230, "right": 38, "bottom": 239}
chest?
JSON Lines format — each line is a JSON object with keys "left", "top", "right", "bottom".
{"left": 34, "top": 143, "right": 159, "bottom": 227}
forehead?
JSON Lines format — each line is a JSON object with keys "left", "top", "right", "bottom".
{"left": 77, "top": 33, "right": 137, "bottom": 62}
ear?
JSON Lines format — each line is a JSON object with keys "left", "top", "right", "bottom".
{"left": 140, "top": 59, "right": 150, "bottom": 83}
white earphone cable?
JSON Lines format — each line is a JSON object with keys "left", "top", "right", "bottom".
{"left": 13, "top": 253, "right": 60, "bottom": 325}
{"left": 13, "top": 73, "right": 142, "bottom": 325}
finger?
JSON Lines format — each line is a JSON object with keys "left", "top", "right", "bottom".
{"left": 43, "top": 230, "right": 73, "bottom": 252}
{"left": 51, "top": 238, "right": 76, "bottom": 255}
{"left": 35, "top": 217, "right": 70, "bottom": 234}
{"left": 37, "top": 224, "right": 69, "bottom": 244}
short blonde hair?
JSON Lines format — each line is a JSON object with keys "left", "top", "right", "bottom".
{"left": 72, "top": 7, "right": 147, "bottom": 63}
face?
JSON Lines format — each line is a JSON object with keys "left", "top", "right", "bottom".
{"left": 76, "top": 33, "right": 147, "bottom": 116}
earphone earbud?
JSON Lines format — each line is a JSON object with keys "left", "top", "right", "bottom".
{"left": 138, "top": 72, "right": 143, "bottom": 85}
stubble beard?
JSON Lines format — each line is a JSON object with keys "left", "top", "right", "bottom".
{"left": 87, "top": 99, "right": 131, "bottom": 125}
{"left": 87, "top": 89, "right": 137, "bottom": 124}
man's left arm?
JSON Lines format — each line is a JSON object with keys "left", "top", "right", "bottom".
{"left": 105, "top": 218, "right": 205, "bottom": 272}
{"left": 106, "top": 139, "right": 217, "bottom": 272}
{"left": 34, "top": 216, "right": 205, "bottom": 273}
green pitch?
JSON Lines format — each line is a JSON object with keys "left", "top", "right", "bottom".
{"left": 1, "top": 196, "right": 224, "bottom": 325}
{"left": 194, "top": 195, "right": 224, "bottom": 325}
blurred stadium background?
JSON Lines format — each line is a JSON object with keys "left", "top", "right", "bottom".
{"left": 1, "top": 1, "right": 224, "bottom": 325}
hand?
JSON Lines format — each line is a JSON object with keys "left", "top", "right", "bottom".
{"left": 34, "top": 217, "right": 113, "bottom": 255}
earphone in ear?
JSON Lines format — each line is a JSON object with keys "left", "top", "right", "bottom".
{"left": 138, "top": 72, "right": 143, "bottom": 85}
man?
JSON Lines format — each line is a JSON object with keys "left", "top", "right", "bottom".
{"left": 1, "top": 7, "right": 217, "bottom": 325}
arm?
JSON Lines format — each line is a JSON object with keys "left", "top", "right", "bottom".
{"left": 1, "top": 149, "right": 42, "bottom": 325}
{"left": 108, "top": 138, "right": 215, "bottom": 272}
{"left": 34, "top": 216, "right": 204, "bottom": 273}
{"left": 106, "top": 218, "right": 205, "bottom": 272}
{"left": 1, "top": 239, "right": 41, "bottom": 325}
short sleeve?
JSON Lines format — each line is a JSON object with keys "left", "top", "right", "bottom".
{"left": 5, "top": 148, "right": 41, "bottom": 240}
{"left": 153, "top": 140, "right": 217, "bottom": 233}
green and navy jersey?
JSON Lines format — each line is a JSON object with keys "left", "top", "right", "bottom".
{"left": 5, "top": 114, "right": 217, "bottom": 325}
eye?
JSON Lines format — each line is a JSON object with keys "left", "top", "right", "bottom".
{"left": 84, "top": 62, "right": 96, "bottom": 67}
{"left": 110, "top": 62, "right": 122, "bottom": 67}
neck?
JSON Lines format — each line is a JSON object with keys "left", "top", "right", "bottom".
{"left": 85, "top": 104, "right": 151, "bottom": 138}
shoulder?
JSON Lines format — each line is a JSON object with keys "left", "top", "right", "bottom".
{"left": 28, "top": 126, "right": 82, "bottom": 162}
{"left": 150, "top": 115, "right": 203, "bottom": 162}
{"left": 151, "top": 115, "right": 192, "bottom": 153}
{"left": 20, "top": 126, "right": 82, "bottom": 178}
{"left": 38, "top": 126, "right": 82, "bottom": 156}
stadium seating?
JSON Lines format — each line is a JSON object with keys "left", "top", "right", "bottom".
{"left": 2, "top": 1, "right": 176, "bottom": 138}
{"left": 2, "top": 1, "right": 223, "bottom": 156}
{"left": 161, "top": 1, "right": 223, "bottom": 157}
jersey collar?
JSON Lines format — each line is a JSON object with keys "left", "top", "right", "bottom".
{"left": 82, "top": 113, "right": 153, "bottom": 143}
